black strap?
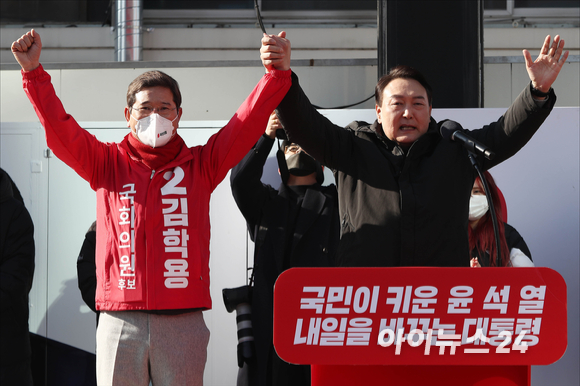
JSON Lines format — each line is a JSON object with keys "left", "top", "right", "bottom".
{"left": 248, "top": 214, "right": 268, "bottom": 286}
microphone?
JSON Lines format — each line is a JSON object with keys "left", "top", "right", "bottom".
{"left": 439, "top": 120, "right": 495, "bottom": 160}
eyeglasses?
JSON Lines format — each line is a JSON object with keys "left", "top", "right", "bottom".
{"left": 284, "top": 145, "right": 302, "bottom": 154}
{"left": 131, "top": 106, "right": 177, "bottom": 118}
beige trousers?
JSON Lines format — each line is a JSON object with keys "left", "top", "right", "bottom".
{"left": 96, "top": 310, "right": 209, "bottom": 386}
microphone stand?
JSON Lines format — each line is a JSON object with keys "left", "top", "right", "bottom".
{"left": 467, "top": 151, "right": 502, "bottom": 266}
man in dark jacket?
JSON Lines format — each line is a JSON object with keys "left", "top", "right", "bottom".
{"left": 77, "top": 221, "right": 99, "bottom": 324}
{"left": 0, "top": 168, "right": 35, "bottom": 386}
{"left": 230, "top": 112, "right": 340, "bottom": 386}
{"left": 259, "top": 33, "right": 568, "bottom": 267}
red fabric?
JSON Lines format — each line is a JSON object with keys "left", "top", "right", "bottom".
{"left": 497, "top": 186, "right": 508, "bottom": 223}
{"left": 274, "top": 267, "right": 567, "bottom": 367}
{"left": 311, "top": 365, "right": 530, "bottom": 386}
{"left": 469, "top": 172, "right": 510, "bottom": 266}
{"left": 126, "top": 132, "right": 185, "bottom": 171}
{"left": 23, "top": 64, "right": 291, "bottom": 311}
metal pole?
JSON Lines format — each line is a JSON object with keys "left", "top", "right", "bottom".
{"left": 114, "top": 0, "right": 143, "bottom": 62}
{"left": 377, "top": 0, "right": 388, "bottom": 80}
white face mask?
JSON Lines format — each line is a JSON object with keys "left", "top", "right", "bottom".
{"left": 131, "top": 113, "right": 177, "bottom": 148}
{"left": 469, "top": 194, "right": 489, "bottom": 221}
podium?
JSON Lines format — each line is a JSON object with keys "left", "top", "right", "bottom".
{"left": 273, "top": 268, "right": 567, "bottom": 386}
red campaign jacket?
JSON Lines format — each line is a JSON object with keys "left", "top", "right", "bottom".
{"left": 23, "top": 65, "right": 291, "bottom": 311}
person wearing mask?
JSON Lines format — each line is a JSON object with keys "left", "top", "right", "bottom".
{"left": 260, "top": 32, "right": 567, "bottom": 268}
{"left": 0, "top": 168, "right": 35, "bottom": 386}
{"left": 230, "top": 112, "right": 339, "bottom": 386}
{"left": 12, "top": 29, "right": 291, "bottom": 385}
{"left": 469, "top": 171, "right": 534, "bottom": 268}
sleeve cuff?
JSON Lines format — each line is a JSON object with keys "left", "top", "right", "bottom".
{"left": 533, "top": 97, "right": 548, "bottom": 107}
{"left": 261, "top": 133, "right": 276, "bottom": 142}
{"left": 256, "top": 133, "right": 275, "bottom": 152}
{"left": 529, "top": 81, "right": 552, "bottom": 106}
{"left": 21, "top": 64, "right": 45, "bottom": 79}
{"left": 268, "top": 68, "right": 292, "bottom": 78}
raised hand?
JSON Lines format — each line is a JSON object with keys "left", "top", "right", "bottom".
{"left": 11, "top": 29, "right": 42, "bottom": 72}
{"left": 260, "top": 31, "right": 291, "bottom": 73}
{"left": 265, "top": 111, "right": 282, "bottom": 139}
{"left": 523, "top": 35, "right": 569, "bottom": 93}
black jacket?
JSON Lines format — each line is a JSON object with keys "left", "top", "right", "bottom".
{"left": 230, "top": 134, "right": 340, "bottom": 386}
{"left": 0, "top": 168, "right": 35, "bottom": 385}
{"left": 471, "top": 222, "right": 533, "bottom": 267}
{"left": 276, "top": 72, "right": 555, "bottom": 267}
{"left": 77, "top": 222, "right": 99, "bottom": 324}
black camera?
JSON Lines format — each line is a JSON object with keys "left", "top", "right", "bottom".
{"left": 222, "top": 285, "right": 255, "bottom": 368}
{"left": 275, "top": 128, "right": 287, "bottom": 140}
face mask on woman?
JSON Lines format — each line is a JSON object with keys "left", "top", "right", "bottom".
{"left": 469, "top": 194, "right": 489, "bottom": 221}
{"left": 132, "top": 113, "right": 178, "bottom": 148}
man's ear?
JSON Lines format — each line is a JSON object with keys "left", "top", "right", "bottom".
{"left": 375, "top": 104, "right": 382, "bottom": 124}
{"left": 124, "top": 107, "right": 131, "bottom": 128}
{"left": 172, "top": 108, "right": 183, "bottom": 133}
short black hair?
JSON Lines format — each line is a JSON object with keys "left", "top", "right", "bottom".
{"left": 126, "top": 70, "right": 182, "bottom": 110}
{"left": 375, "top": 65, "right": 432, "bottom": 107}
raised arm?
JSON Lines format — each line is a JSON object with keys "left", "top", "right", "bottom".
{"left": 230, "top": 112, "right": 280, "bottom": 230}
{"left": 523, "top": 35, "right": 569, "bottom": 96}
{"left": 11, "top": 29, "right": 41, "bottom": 72}
{"left": 468, "top": 35, "right": 566, "bottom": 170}
{"left": 261, "top": 32, "right": 356, "bottom": 172}
{"left": 14, "top": 30, "right": 110, "bottom": 186}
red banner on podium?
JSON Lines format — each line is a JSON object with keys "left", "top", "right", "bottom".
{"left": 273, "top": 267, "right": 567, "bottom": 367}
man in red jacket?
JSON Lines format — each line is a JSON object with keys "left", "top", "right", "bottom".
{"left": 12, "top": 29, "right": 291, "bottom": 386}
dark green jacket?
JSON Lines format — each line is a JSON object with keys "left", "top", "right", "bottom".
{"left": 276, "top": 72, "right": 555, "bottom": 267}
